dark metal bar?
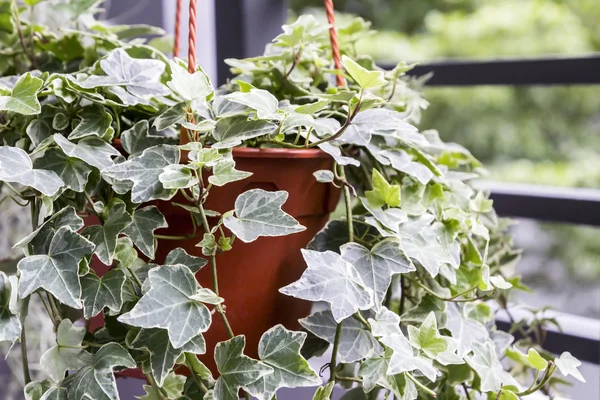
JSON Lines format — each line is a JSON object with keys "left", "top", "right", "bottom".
{"left": 214, "top": 0, "right": 287, "bottom": 85}
{"left": 476, "top": 182, "right": 600, "bottom": 226}
{"left": 381, "top": 55, "right": 600, "bottom": 86}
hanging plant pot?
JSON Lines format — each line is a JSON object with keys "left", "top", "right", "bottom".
{"left": 90, "top": 147, "right": 340, "bottom": 375}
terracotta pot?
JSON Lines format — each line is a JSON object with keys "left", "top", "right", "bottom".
{"left": 91, "top": 147, "right": 340, "bottom": 375}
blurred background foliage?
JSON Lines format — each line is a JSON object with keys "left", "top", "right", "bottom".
{"left": 291, "top": 0, "right": 600, "bottom": 317}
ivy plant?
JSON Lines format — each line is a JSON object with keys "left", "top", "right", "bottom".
{"left": 0, "top": 1, "right": 585, "bottom": 400}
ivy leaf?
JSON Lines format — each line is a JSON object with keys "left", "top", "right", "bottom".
{"left": 164, "top": 247, "right": 207, "bottom": 273}
{"left": 102, "top": 145, "right": 180, "bottom": 203}
{"left": 24, "top": 379, "right": 54, "bottom": 400}
{"left": 313, "top": 170, "right": 334, "bottom": 183}
{"left": 122, "top": 205, "right": 168, "bottom": 258}
{"left": 167, "top": 60, "right": 213, "bottom": 101}
{"left": 469, "top": 191, "right": 493, "bottom": 214}
{"left": 18, "top": 226, "right": 95, "bottom": 308}
{"left": 225, "top": 88, "right": 280, "bottom": 119}
{"left": 40, "top": 319, "right": 94, "bottom": 382}
{"left": 340, "top": 239, "right": 415, "bottom": 307}
{"left": 344, "top": 109, "right": 416, "bottom": 146}
{"left": 208, "top": 159, "right": 252, "bottom": 187}
{"left": 33, "top": 148, "right": 92, "bottom": 192}
{"left": 122, "top": 120, "right": 177, "bottom": 157}
{"left": 54, "top": 134, "right": 120, "bottom": 170}
{"left": 212, "top": 116, "right": 277, "bottom": 148}
{"left": 153, "top": 102, "right": 186, "bottom": 131}
{"left": 341, "top": 55, "right": 386, "bottom": 89}
{"left": 118, "top": 265, "right": 212, "bottom": 348}
{"left": 312, "top": 382, "right": 335, "bottom": 400}
{"left": 0, "top": 147, "right": 64, "bottom": 196}
{"left": 506, "top": 347, "right": 547, "bottom": 371}
{"left": 66, "top": 343, "right": 136, "bottom": 400}
{"left": 281, "top": 249, "right": 374, "bottom": 322}
{"left": 223, "top": 189, "right": 306, "bottom": 242}
{"left": 407, "top": 312, "right": 451, "bottom": 358}
{"left": 380, "top": 333, "right": 437, "bottom": 382}
{"left": 245, "top": 325, "right": 320, "bottom": 400}
{"left": 139, "top": 372, "right": 185, "bottom": 400}
{"left": 0, "top": 272, "right": 20, "bottom": 344}
{"left": 466, "top": 341, "right": 518, "bottom": 392}
{"left": 82, "top": 202, "right": 133, "bottom": 264}
{"left": 361, "top": 198, "right": 408, "bottom": 234}
{"left": 555, "top": 352, "right": 585, "bottom": 382}
{"left": 402, "top": 227, "right": 456, "bottom": 278}
{"left": 0, "top": 72, "right": 43, "bottom": 115}
{"left": 299, "top": 310, "right": 381, "bottom": 363}
{"left": 380, "top": 149, "right": 434, "bottom": 185}
{"left": 80, "top": 48, "right": 169, "bottom": 101}
{"left": 360, "top": 349, "right": 417, "bottom": 400}
{"left": 445, "top": 303, "right": 489, "bottom": 357}
{"left": 159, "top": 164, "right": 198, "bottom": 189}
{"left": 127, "top": 328, "right": 206, "bottom": 386}
{"left": 80, "top": 269, "right": 126, "bottom": 318}
{"left": 14, "top": 206, "right": 83, "bottom": 254}
{"left": 368, "top": 307, "right": 403, "bottom": 338}
{"left": 214, "top": 336, "right": 273, "bottom": 400}
{"left": 68, "top": 105, "right": 113, "bottom": 140}
{"left": 365, "top": 169, "right": 401, "bottom": 208}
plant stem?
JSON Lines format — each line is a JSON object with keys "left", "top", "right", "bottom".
{"left": 462, "top": 383, "right": 472, "bottom": 400}
{"left": 398, "top": 276, "right": 406, "bottom": 316}
{"left": 404, "top": 276, "right": 490, "bottom": 303}
{"left": 126, "top": 266, "right": 144, "bottom": 291}
{"left": 328, "top": 322, "right": 343, "bottom": 383}
{"left": 46, "top": 292, "right": 62, "bottom": 325}
{"left": 517, "top": 363, "right": 556, "bottom": 396}
{"left": 307, "top": 99, "right": 361, "bottom": 148}
{"left": 334, "top": 373, "right": 362, "bottom": 383}
{"left": 406, "top": 373, "right": 436, "bottom": 398}
{"left": 13, "top": 6, "right": 36, "bottom": 69}
{"left": 353, "top": 312, "right": 371, "bottom": 330}
{"left": 146, "top": 373, "right": 169, "bottom": 400}
{"left": 185, "top": 353, "right": 208, "bottom": 394}
{"left": 19, "top": 296, "right": 31, "bottom": 384}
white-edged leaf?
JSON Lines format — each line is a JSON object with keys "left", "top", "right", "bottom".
{"left": 208, "top": 159, "right": 252, "bottom": 187}
{"left": 139, "top": 372, "right": 186, "bottom": 400}
{"left": 167, "top": 60, "right": 213, "bottom": 101}
{"left": 14, "top": 206, "right": 83, "bottom": 254}
{"left": 359, "top": 349, "right": 417, "bottom": 400}
{"left": 54, "top": 134, "right": 120, "bottom": 170}
{"left": 122, "top": 120, "right": 176, "bottom": 157}
{"left": 68, "top": 104, "right": 112, "bottom": 140}
{"left": 153, "top": 102, "right": 186, "bottom": 131}
{"left": 407, "top": 312, "right": 451, "bottom": 358}
{"left": 82, "top": 202, "right": 133, "bottom": 265}
{"left": 0, "top": 147, "right": 63, "bottom": 196}
{"left": 159, "top": 164, "right": 198, "bottom": 189}
{"left": 18, "top": 226, "right": 95, "bottom": 309}
{"left": 122, "top": 205, "right": 168, "bottom": 258}
{"left": 380, "top": 149, "right": 434, "bottom": 185}
{"left": 245, "top": 325, "right": 320, "bottom": 400}
{"left": 280, "top": 249, "right": 374, "bottom": 322}
{"left": 380, "top": 333, "right": 437, "bottom": 382}
{"left": 33, "top": 147, "right": 92, "bottom": 192}
{"left": 368, "top": 306, "right": 403, "bottom": 338}
{"left": 555, "top": 352, "right": 585, "bottom": 382}
{"left": 225, "top": 88, "right": 279, "bottom": 119}
{"left": 102, "top": 145, "right": 179, "bottom": 203}
{"left": 445, "top": 303, "right": 489, "bottom": 357}
{"left": 0, "top": 72, "right": 43, "bottom": 115}
{"left": 313, "top": 170, "right": 334, "bottom": 183}
{"left": 300, "top": 310, "right": 381, "bottom": 363}
{"left": 118, "top": 264, "right": 211, "bottom": 348}
{"left": 0, "top": 272, "right": 21, "bottom": 344}
{"left": 164, "top": 247, "right": 207, "bottom": 273}
{"left": 343, "top": 109, "right": 416, "bottom": 146}
{"left": 212, "top": 116, "right": 277, "bottom": 148}
{"left": 224, "top": 189, "right": 305, "bottom": 242}
{"left": 80, "top": 269, "right": 126, "bottom": 318}
{"left": 466, "top": 341, "right": 518, "bottom": 392}
{"left": 341, "top": 239, "right": 415, "bottom": 307}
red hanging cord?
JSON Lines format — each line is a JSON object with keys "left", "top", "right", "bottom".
{"left": 173, "top": 0, "right": 182, "bottom": 57}
{"left": 324, "top": 0, "right": 345, "bottom": 87}
{"left": 187, "top": 0, "right": 197, "bottom": 73}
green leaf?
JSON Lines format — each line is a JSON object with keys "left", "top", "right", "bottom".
{"left": 118, "top": 264, "right": 212, "bottom": 348}
{"left": 360, "top": 350, "right": 417, "bottom": 400}
{"left": 80, "top": 269, "right": 126, "bottom": 318}
{"left": 153, "top": 102, "right": 186, "bottom": 131}
{"left": 300, "top": 310, "right": 381, "bottom": 363}
{"left": 0, "top": 72, "right": 43, "bottom": 115}
{"left": 102, "top": 145, "right": 180, "bottom": 203}
{"left": 341, "top": 55, "right": 386, "bottom": 89}
{"left": 313, "top": 170, "right": 334, "bottom": 183}
{"left": 66, "top": 343, "right": 136, "bottom": 400}
{"left": 18, "top": 226, "right": 95, "bottom": 308}
{"left": 0, "top": 147, "right": 64, "bottom": 196}
{"left": 341, "top": 239, "right": 415, "bottom": 307}
{"left": 40, "top": 319, "right": 94, "bottom": 382}
{"left": 127, "top": 328, "right": 206, "bottom": 386}
{"left": 24, "top": 379, "right": 54, "bottom": 400}
{"left": 506, "top": 347, "right": 547, "bottom": 371}
{"left": 14, "top": 206, "right": 83, "bottom": 254}
{"left": 164, "top": 247, "right": 207, "bottom": 273}
{"left": 68, "top": 105, "right": 113, "bottom": 140}
{"left": 212, "top": 116, "right": 277, "bottom": 148}
{"left": 555, "top": 352, "right": 585, "bottom": 382}
{"left": 159, "top": 164, "right": 198, "bottom": 189}
{"left": 280, "top": 249, "right": 374, "bottom": 322}
{"left": 208, "top": 159, "right": 252, "bottom": 187}
{"left": 466, "top": 341, "right": 518, "bottom": 392}
{"left": 167, "top": 60, "right": 213, "bottom": 101}
{"left": 245, "top": 325, "right": 320, "bottom": 400}
{"left": 122, "top": 205, "right": 168, "bottom": 258}
{"left": 0, "top": 272, "right": 20, "bottom": 344}
{"left": 224, "top": 189, "right": 306, "bottom": 242}
{"left": 197, "top": 233, "right": 217, "bottom": 256}
{"left": 33, "top": 147, "right": 92, "bottom": 192}
{"left": 114, "top": 237, "right": 138, "bottom": 268}
{"left": 27, "top": 105, "right": 60, "bottom": 146}
{"left": 80, "top": 49, "right": 169, "bottom": 103}
{"left": 82, "top": 202, "right": 133, "bottom": 264}
{"left": 365, "top": 169, "right": 401, "bottom": 208}
{"left": 214, "top": 336, "right": 273, "bottom": 400}
{"left": 54, "top": 134, "right": 120, "bottom": 170}
{"left": 225, "top": 88, "right": 280, "bottom": 119}
{"left": 445, "top": 303, "right": 489, "bottom": 357}
{"left": 122, "top": 120, "right": 177, "bottom": 157}
{"left": 407, "top": 312, "right": 451, "bottom": 358}
{"left": 470, "top": 191, "right": 493, "bottom": 214}
{"left": 139, "top": 372, "right": 185, "bottom": 400}
{"left": 380, "top": 333, "right": 437, "bottom": 382}
{"left": 37, "top": 33, "right": 84, "bottom": 62}
{"left": 312, "top": 382, "right": 335, "bottom": 400}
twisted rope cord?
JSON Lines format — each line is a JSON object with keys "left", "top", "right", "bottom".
{"left": 324, "top": 0, "right": 345, "bottom": 87}
{"left": 188, "top": 0, "right": 197, "bottom": 73}
{"left": 173, "top": 0, "right": 182, "bottom": 57}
